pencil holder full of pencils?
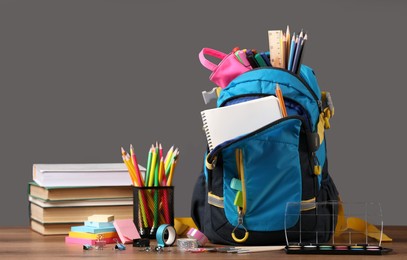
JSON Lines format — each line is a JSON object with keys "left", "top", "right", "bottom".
{"left": 133, "top": 186, "right": 174, "bottom": 238}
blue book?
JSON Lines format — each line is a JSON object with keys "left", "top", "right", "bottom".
{"left": 84, "top": 221, "right": 114, "bottom": 228}
{"left": 71, "top": 225, "right": 116, "bottom": 233}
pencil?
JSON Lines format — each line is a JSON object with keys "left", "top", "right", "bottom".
{"left": 167, "top": 150, "right": 179, "bottom": 186}
{"left": 130, "top": 144, "right": 144, "bottom": 187}
{"left": 144, "top": 145, "right": 153, "bottom": 186}
{"left": 158, "top": 157, "right": 165, "bottom": 185}
{"left": 148, "top": 144, "right": 157, "bottom": 187}
{"left": 285, "top": 25, "right": 291, "bottom": 67}
{"left": 287, "top": 33, "right": 296, "bottom": 71}
{"left": 159, "top": 143, "right": 163, "bottom": 160}
{"left": 165, "top": 147, "right": 178, "bottom": 177}
{"left": 281, "top": 33, "right": 287, "bottom": 69}
{"left": 275, "top": 83, "right": 288, "bottom": 117}
{"left": 294, "top": 33, "right": 307, "bottom": 74}
{"left": 291, "top": 29, "right": 304, "bottom": 73}
{"left": 164, "top": 145, "right": 174, "bottom": 170}
{"left": 122, "top": 147, "right": 151, "bottom": 227}
{"left": 121, "top": 147, "right": 137, "bottom": 186}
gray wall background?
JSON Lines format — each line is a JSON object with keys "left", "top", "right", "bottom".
{"left": 1, "top": 0, "right": 406, "bottom": 226}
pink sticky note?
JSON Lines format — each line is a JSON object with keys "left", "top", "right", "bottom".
{"left": 113, "top": 219, "right": 140, "bottom": 244}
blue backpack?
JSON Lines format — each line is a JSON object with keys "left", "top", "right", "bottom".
{"left": 191, "top": 64, "right": 339, "bottom": 245}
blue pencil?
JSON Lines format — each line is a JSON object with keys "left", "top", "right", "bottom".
{"left": 287, "top": 32, "right": 296, "bottom": 71}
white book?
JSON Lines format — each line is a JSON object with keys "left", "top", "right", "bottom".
{"left": 33, "top": 163, "right": 145, "bottom": 187}
{"left": 28, "top": 195, "right": 133, "bottom": 208}
{"left": 201, "top": 95, "right": 283, "bottom": 151}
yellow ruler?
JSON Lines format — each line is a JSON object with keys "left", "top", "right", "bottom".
{"left": 268, "top": 30, "right": 285, "bottom": 68}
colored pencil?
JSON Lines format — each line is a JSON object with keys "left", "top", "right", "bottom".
{"left": 144, "top": 145, "right": 153, "bottom": 185}
{"left": 130, "top": 144, "right": 144, "bottom": 187}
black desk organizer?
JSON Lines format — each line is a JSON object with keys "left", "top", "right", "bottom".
{"left": 284, "top": 201, "right": 392, "bottom": 255}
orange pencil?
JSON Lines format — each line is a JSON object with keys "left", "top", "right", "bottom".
{"left": 121, "top": 147, "right": 137, "bottom": 186}
{"left": 167, "top": 150, "right": 179, "bottom": 186}
{"left": 275, "top": 83, "right": 288, "bottom": 117}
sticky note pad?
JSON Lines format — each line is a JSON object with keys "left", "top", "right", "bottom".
{"left": 230, "top": 178, "right": 242, "bottom": 191}
{"left": 88, "top": 214, "right": 114, "bottom": 222}
{"left": 234, "top": 191, "right": 243, "bottom": 207}
{"left": 113, "top": 219, "right": 140, "bottom": 244}
{"left": 84, "top": 221, "right": 114, "bottom": 228}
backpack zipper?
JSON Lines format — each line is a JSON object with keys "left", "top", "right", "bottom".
{"left": 207, "top": 116, "right": 306, "bottom": 165}
{"left": 231, "top": 148, "right": 249, "bottom": 243}
{"left": 220, "top": 67, "right": 323, "bottom": 112}
{"left": 206, "top": 114, "right": 319, "bottom": 178}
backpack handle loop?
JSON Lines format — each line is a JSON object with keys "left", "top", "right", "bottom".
{"left": 199, "top": 48, "right": 228, "bottom": 72}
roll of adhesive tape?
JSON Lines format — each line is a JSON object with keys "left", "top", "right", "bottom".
{"left": 176, "top": 238, "right": 198, "bottom": 250}
{"left": 156, "top": 224, "right": 177, "bottom": 247}
{"left": 186, "top": 228, "right": 208, "bottom": 246}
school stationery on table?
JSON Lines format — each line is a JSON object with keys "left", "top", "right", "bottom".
{"left": 120, "top": 143, "right": 178, "bottom": 238}
{"left": 201, "top": 95, "right": 283, "bottom": 151}
{"left": 113, "top": 219, "right": 141, "bottom": 244}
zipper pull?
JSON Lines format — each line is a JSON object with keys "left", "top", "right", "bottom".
{"left": 231, "top": 208, "right": 249, "bottom": 243}
{"left": 312, "top": 152, "right": 321, "bottom": 175}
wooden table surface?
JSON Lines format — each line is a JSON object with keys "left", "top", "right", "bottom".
{"left": 0, "top": 226, "right": 406, "bottom": 259}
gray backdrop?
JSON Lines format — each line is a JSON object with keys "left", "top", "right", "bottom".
{"left": 1, "top": 0, "right": 406, "bottom": 226}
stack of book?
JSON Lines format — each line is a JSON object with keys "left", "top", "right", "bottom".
{"left": 65, "top": 215, "right": 119, "bottom": 245}
{"left": 29, "top": 163, "right": 145, "bottom": 235}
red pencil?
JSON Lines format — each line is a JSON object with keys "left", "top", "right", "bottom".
{"left": 130, "top": 144, "right": 144, "bottom": 187}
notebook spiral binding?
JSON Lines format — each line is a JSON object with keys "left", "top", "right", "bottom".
{"left": 200, "top": 113, "right": 214, "bottom": 150}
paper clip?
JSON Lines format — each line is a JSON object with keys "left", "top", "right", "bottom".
{"left": 113, "top": 238, "right": 126, "bottom": 251}
{"left": 94, "top": 234, "right": 106, "bottom": 250}
{"left": 83, "top": 244, "right": 93, "bottom": 250}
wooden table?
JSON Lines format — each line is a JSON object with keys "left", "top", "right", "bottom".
{"left": 0, "top": 226, "right": 406, "bottom": 259}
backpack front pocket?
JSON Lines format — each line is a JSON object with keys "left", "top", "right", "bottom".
{"left": 221, "top": 117, "right": 303, "bottom": 232}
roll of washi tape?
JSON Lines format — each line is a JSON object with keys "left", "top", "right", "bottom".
{"left": 176, "top": 238, "right": 199, "bottom": 250}
{"left": 186, "top": 228, "right": 208, "bottom": 247}
{"left": 156, "top": 224, "right": 177, "bottom": 248}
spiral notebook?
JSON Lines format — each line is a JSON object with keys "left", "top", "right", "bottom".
{"left": 201, "top": 95, "right": 283, "bottom": 151}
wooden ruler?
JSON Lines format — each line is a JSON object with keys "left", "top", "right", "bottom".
{"left": 268, "top": 30, "right": 285, "bottom": 68}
